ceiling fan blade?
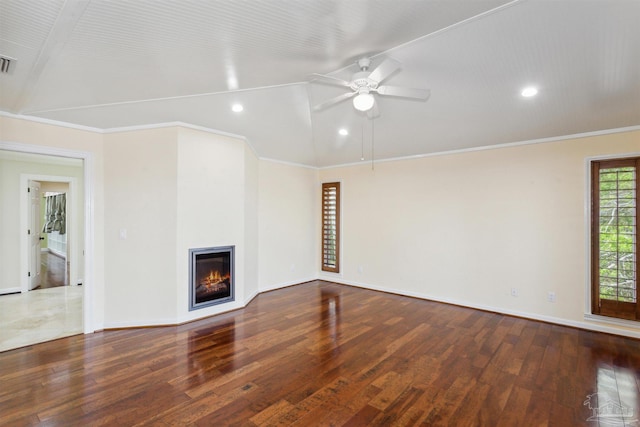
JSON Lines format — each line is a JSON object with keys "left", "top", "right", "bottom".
{"left": 310, "top": 73, "right": 351, "bottom": 88}
{"left": 367, "top": 57, "right": 401, "bottom": 83}
{"left": 376, "top": 85, "right": 430, "bottom": 101}
{"left": 313, "top": 91, "right": 355, "bottom": 111}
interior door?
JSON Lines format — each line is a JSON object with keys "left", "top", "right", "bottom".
{"left": 29, "top": 180, "right": 42, "bottom": 291}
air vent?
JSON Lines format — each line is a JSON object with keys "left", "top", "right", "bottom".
{"left": 0, "top": 55, "right": 16, "bottom": 74}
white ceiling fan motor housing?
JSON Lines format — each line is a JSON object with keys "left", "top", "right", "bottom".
{"left": 350, "top": 71, "right": 378, "bottom": 92}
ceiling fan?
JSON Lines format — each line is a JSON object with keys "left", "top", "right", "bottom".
{"left": 311, "top": 57, "right": 430, "bottom": 117}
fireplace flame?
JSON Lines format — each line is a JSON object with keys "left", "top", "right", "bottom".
{"left": 200, "top": 270, "right": 230, "bottom": 291}
{"left": 208, "top": 270, "right": 222, "bottom": 282}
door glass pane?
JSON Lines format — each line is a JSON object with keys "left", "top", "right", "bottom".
{"left": 599, "top": 167, "right": 637, "bottom": 302}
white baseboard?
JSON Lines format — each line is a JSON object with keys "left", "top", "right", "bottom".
{"left": 244, "top": 288, "right": 260, "bottom": 305}
{"left": 104, "top": 288, "right": 261, "bottom": 329}
{"left": 103, "top": 318, "right": 179, "bottom": 329}
{"left": 176, "top": 300, "right": 247, "bottom": 325}
{"left": 101, "top": 276, "right": 640, "bottom": 339}
{"left": 328, "top": 277, "right": 640, "bottom": 340}
{"left": 0, "top": 287, "right": 21, "bottom": 295}
{"left": 259, "top": 276, "right": 318, "bottom": 293}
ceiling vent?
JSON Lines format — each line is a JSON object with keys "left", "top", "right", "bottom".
{"left": 0, "top": 55, "right": 16, "bottom": 74}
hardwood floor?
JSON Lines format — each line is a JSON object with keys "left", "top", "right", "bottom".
{"left": 38, "top": 251, "right": 68, "bottom": 289}
{"left": 2, "top": 280, "right": 640, "bottom": 426}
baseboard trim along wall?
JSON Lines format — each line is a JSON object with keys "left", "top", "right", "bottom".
{"left": 104, "top": 288, "right": 263, "bottom": 330}
{"left": 259, "top": 277, "right": 318, "bottom": 293}
{"left": 102, "top": 277, "right": 640, "bottom": 339}
{"left": 327, "top": 278, "right": 640, "bottom": 340}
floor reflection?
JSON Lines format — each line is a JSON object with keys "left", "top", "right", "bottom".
{"left": 583, "top": 364, "right": 639, "bottom": 426}
{"left": 319, "top": 288, "right": 341, "bottom": 356}
{"left": 186, "top": 320, "right": 236, "bottom": 387}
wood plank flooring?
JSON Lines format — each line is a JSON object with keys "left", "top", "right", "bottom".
{"left": 37, "top": 251, "right": 68, "bottom": 289}
{"left": 2, "top": 280, "right": 640, "bottom": 426}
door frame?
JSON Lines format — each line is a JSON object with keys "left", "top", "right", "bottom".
{"left": 22, "top": 175, "right": 78, "bottom": 292}
{"left": 1, "top": 140, "right": 95, "bottom": 334}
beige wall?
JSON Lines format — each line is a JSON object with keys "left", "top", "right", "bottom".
{"left": 2, "top": 113, "right": 639, "bottom": 338}
{"left": 258, "top": 160, "right": 318, "bottom": 290}
{"left": 104, "top": 128, "right": 179, "bottom": 326}
{"left": 0, "top": 116, "right": 104, "bottom": 154}
{"left": 319, "top": 130, "right": 640, "bottom": 336}
{"left": 244, "top": 145, "right": 260, "bottom": 301}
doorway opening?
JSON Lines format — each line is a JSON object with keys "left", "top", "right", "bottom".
{"left": 0, "top": 142, "right": 95, "bottom": 351}
{"left": 23, "top": 175, "right": 79, "bottom": 293}
{"left": 34, "top": 180, "right": 72, "bottom": 290}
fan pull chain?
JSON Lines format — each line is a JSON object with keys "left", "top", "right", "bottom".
{"left": 361, "top": 117, "right": 365, "bottom": 161}
{"left": 371, "top": 118, "right": 375, "bottom": 171}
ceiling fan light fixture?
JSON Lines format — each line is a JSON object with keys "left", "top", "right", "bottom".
{"left": 353, "top": 91, "right": 375, "bottom": 111}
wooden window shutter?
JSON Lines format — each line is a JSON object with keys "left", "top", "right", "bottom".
{"left": 322, "top": 182, "right": 340, "bottom": 273}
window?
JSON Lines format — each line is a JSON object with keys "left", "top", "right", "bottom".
{"left": 591, "top": 157, "right": 639, "bottom": 320}
{"left": 322, "top": 182, "right": 340, "bottom": 273}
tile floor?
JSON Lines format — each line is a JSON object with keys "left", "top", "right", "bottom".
{"left": 0, "top": 286, "right": 83, "bottom": 352}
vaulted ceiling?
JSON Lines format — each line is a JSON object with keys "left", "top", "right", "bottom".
{"left": 1, "top": 0, "right": 639, "bottom": 167}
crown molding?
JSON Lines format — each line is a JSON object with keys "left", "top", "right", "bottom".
{"left": 3, "top": 110, "right": 638, "bottom": 171}
{"left": 0, "top": 110, "right": 103, "bottom": 133}
{"left": 320, "top": 124, "right": 640, "bottom": 170}
{"left": 0, "top": 111, "right": 260, "bottom": 159}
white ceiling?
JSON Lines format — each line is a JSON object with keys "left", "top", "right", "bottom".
{"left": 1, "top": 0, "right": 638, "bottom": 167}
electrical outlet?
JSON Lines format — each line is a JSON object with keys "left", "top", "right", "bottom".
{"left": 547, "top": 291, "right": 556, "bottom": 303}
{"left": 357, "top": 265, "right": 363, "bottom": 274}
{"left": 511, "top": 287, "right": 519, "bottom": 297}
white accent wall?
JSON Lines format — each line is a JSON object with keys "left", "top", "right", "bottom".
{"left": 103, "top": 126, "right": 262, "bottom": 326}
{"left": 174, "top": 127, "right": 257, "bottom": 324}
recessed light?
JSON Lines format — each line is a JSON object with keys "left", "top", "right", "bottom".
{"left": 521, "top": 87, "right": 538, "bottom": 97}
{"left": 338, "top": 128, "right": 349, "bottom": 136}
{"left": 231, "top": 104, "right": 244, "bottom": 113}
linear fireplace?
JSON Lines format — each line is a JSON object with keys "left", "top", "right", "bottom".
{"left": 189, "top": 246, "right": 235, "bottom": 311}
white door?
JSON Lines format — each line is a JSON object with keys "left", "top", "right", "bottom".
{"left": 28, "top": 180, "right": 42, "bottom": 291}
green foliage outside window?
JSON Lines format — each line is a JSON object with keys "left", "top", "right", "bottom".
{"left": 598, "top": 167, "right": 637, "bottom": 302}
